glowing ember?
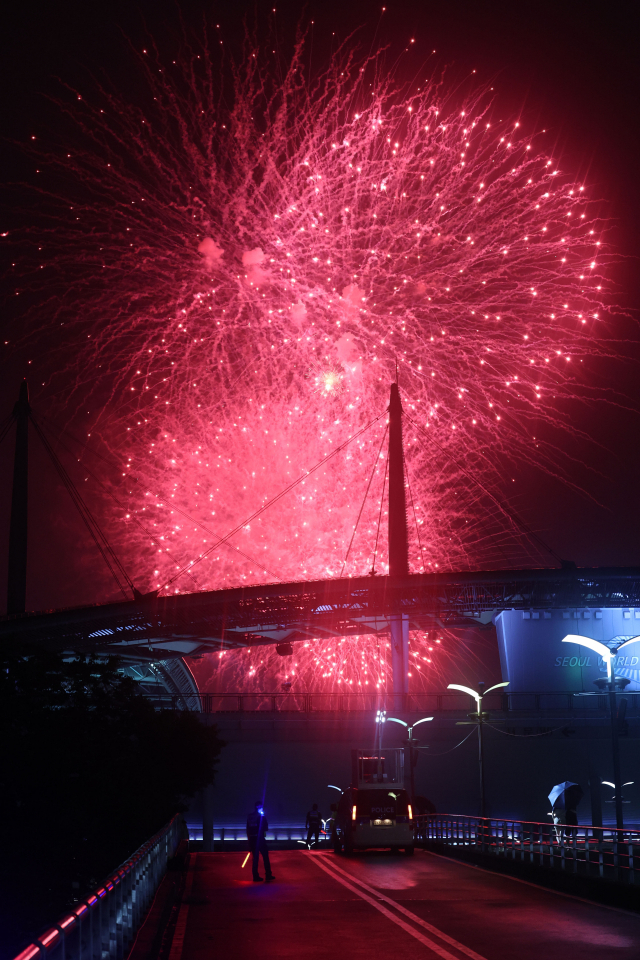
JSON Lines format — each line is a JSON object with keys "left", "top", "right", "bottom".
{"left": 9, "top": 29, "right": 618, "bottom": 690}
{"left": 314, "top": 368, "right": 344, "bottom": 398}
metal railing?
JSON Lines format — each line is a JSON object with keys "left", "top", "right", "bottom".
{"left": 186, "top": 822, "right": 331, "bottom": 843}
{"left": 418, "top": 814, "right": 640, "bottom": 885}
{"left": 145, "top": 690, "right": 640, "bottom": 715}
{"left": 12, "top": 815, "right": 183, "bottom": 960}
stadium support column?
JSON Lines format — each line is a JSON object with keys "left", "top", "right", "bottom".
{"left": 7, "top": 381, "right": 30, "bottom": 615}
{"left": 202, "top": 782, "right": 215, "bottom": 852}
{"left": 388, "top": 381, "right": 409, "bottom": 703}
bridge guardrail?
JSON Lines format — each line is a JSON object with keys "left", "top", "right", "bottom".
{"left": 417, "top": 814, "right": 640, "bottom": 885}
{"left": 144, "top": 690, "right": 640, "bottom": 715}
{"left": 11, "top": 815, "right": 183, "bottom": 960}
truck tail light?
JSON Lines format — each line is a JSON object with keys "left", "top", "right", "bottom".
{"left": 408, "top": 804, "right": 413, "bottom": 820}
{"left": 352, "top": 805, "right": 357, "bottom": 821}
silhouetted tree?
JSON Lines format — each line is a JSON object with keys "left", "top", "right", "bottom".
{"left": 0, "top": 652, "right": 223, "bottom": 959}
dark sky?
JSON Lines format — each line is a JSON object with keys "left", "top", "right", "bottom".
{"left": 1, "top": 0, "right": 639, "bottom": 611}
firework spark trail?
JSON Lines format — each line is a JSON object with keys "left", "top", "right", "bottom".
{"left": 6, "top": 28, "right": 622, "bottom": 690}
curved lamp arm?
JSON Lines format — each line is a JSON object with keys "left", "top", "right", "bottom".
{"left": 484, "top": 681, "right": 510, "bottom": 696}
{"left": 447, "top": 683, "right": 480, "bottom": 707}
{"left": 562, "top": 635, "right": 612, "bottom": 679}
{"left": 617, "top": 635, "right": 640, "bottom": 652}
{"left": 413, "top": 717, "right": 434, "bottom": 727}
{"left": 386, "top": 717, "right": 408, "bottom": 727}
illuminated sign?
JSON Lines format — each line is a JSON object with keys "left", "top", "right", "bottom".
{"left": 494, "top": 608, "right": 640, "bottom": 692}
{"left": 554, "top": 655, "right": 639, "bottom": 669}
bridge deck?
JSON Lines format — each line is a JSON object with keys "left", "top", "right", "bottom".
{"left": 167, "top": 849, "right": 640, "bottom": 960}
{"left": 4, "top": 567, "right": 640, "bottom": 659}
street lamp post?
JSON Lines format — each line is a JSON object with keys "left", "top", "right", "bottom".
{"left": 447, "top": 681, "right": 510, "bottom": 818}
{"left": 562, "top": 634, "right": 640, "bottom": 831}
{"left": 386, "top": 716, "right": 434, "bottom": 801}
{"left": 375, "top": 709, "right": 387, "bottom": 783}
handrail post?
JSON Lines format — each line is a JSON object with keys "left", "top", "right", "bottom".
{"left": 117, "top": 872, "right": 124, "bottom": 956}
{"left": 100, "top": 891, "right": 109, "bottom": 959}
{"left": 598, "top": 827, "right": 604, "bottom": 878}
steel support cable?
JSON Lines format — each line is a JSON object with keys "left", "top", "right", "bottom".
{"left": 370, "top": 449, "right": 389, "bottom": 576}
{"left": 403, "top": 447, "right": 427, "bottom": 573}
{"left": 162, "top": 409, "right": 388, "bottom": 589}
{"left": 32, "top": 416, "right": 132, "bottom": 598}
{"left": 340, "top": 425, "right": 388, "bottom": 579}
{"left": 404, "top": 412, "right": 563, "bottom": 567}
{"left": 36, "top": 420, "right": 206, "bottom": 592}
{"left": 404, "top": 412, "right": 532, "bottom": 561}
{"left": 421, "top": 727, "right": 476, "bottom": 756}
{"left": 484, "top": 722, "right": 569, "bottom": 738}
{"left": 30, "top": 416, "right": 133, "bottom": 600}
{"left": 135, "top": 497, "right": 283, "bottom": 585}
{"left": 39, "top": 417, "right": 285, "bottom": 585}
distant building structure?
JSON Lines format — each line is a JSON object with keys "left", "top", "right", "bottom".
{"left": 495, "top": 607, "right": 640, "bottom": 692}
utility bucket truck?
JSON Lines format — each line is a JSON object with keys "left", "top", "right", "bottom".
{"left": 330, "top": 749, "right": 414, "bottom": 855}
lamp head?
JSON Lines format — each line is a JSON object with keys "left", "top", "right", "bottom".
{"left": 484, "top": 682, "right": 510, "bottom": 696}
{"left": 562, "top": 635, "right": 613, "bottom": 680}
{"left": 616, "top": 635, "right": 640, "bottom": 653}
{"left": 447, "top": 683, "right": 480, "bottom": 706}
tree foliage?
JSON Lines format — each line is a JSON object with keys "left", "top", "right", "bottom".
{"left": 0, "top": 652, "right": 223, "bottom": 959}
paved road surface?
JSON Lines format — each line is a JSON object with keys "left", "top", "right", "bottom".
{"left": 168, "top": 849, "right": 640, "bottom": 960}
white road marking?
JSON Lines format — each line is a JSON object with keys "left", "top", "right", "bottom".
{"left": 311, "top": 854, "right": 489, "bottom": 960}
{"left": 321, "top": 856, "right": 488, "bottom": 960}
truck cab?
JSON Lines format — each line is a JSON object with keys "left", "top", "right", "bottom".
{"left": 331, "top": 749, "right": 414, "bottom": 855}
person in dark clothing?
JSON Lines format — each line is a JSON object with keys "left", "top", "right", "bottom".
{"left": 246, "top": 801, "right": 275, "bottom": 882}
{"left": 305, "top": 803, "right": 322, "bottom": 847}
{"left": 550, "top": 804, "right": 578, "bottom": 841}
{"left": 565, "top": 806, "right": 578, "bottom": 839}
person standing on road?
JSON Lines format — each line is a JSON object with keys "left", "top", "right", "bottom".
{"left": 246, "top": 801, "right": 275, "bottom": 882}
{"left": 305, "top": 803, "right": 322, "bottom": 847}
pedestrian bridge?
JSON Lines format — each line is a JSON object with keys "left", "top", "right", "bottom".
{"left": 156, "top": 845, "right": 640, "bottom": 960}
{"left": 4, "top": 567, "right": 640, "bottom": 662}
{"left": 13, "top": 817, "right": 640, "bottom": 960}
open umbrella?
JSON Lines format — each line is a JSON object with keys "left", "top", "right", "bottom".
{"left": 548, "top": 781, "right": 583, "bottom": 810}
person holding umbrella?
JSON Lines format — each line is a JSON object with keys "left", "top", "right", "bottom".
{"left": 548, "top": 782, "right": 583, "bottom": 841}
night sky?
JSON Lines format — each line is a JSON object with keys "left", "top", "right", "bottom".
{"left": 1, "top": 0, "right": 639, "bottom": 613}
